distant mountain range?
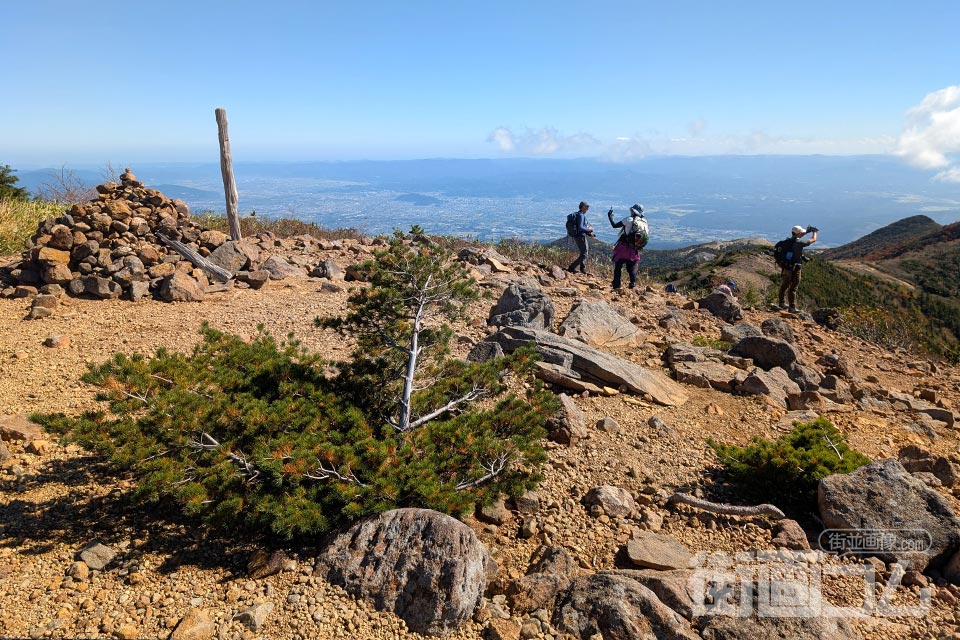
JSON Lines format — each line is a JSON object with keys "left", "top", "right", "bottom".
{"left": 10, "top": 156, "right": 960, "bottom": 246}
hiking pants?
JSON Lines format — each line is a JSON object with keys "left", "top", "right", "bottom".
{"left": 568, "top": 235, "right": 589, "bottom": 272}
{"left": 778, "top": 266, "right": 802, "bottom": 307}
{"left": 612, "top": 259, "right": 638, "bottom": 289}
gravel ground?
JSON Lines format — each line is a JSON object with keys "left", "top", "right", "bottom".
{"left": 2, "top": 249, "right": 960, "bottom": 640}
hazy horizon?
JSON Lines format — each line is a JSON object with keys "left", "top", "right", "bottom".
{"left": 12, "top": 155, "right": 960, "bottom": 249}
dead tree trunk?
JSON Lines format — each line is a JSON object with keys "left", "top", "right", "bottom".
{"left": 158, "top": 234, "right": 232, "bottom": 282}
{"left": 215, "top": 107, "right": 242, "bottom": 241}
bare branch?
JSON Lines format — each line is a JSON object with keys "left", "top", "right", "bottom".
{"left": 189, "top": 432, "right": 221, "bottom": 451}
{"left": 820, "top": 428, "right": 844, "bottom": 460}
{"left": 406, "top": 386, "right": 486, "bottom": 431}
{"left": 456, "top": 452, "right": 510, "bottom": 491}
{"left": 227, "top": 451, "right": 260, "bottom": 484}
{"left": 304, "top": 460, "right": 368, "bottom": 487}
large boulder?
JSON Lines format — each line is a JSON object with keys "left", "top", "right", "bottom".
{"left": 317, "top": 508, "right": 496, "bottom": 636}
{"left": 736, "top": 367, "right": 801, "bottom": 408}
{"left": 729, "top": 336, "right": 798, "bottom": 371}
{"left": 760, "top": 317, "right": 795, "bottom": 343}
{"left": 583, "top": 486, "right": 637, "bottom": 519}
{"left": 491, "top": 326, "right": 688, "bottom": 406}
{"left": 720, "top": 323, "right": 762, "bottom": 343}
{"left": 558, "top": 299, "right": 642, "bottom": 348}
{"left": 548, "top": 394, "right": 588, "bottom": 445}
{"left": 898, "top": 445, "right": 958, "bottom": 489}
{"left": 552, "top": 571, "right": 698, "bottom": 640}
{"left": 206, "top": 240, "right": 252, "bottom": 274}
{"left": 261, "top": 255, "right": 307, "bottom": 280}
{"left": 697, "top": 292, "right": 743, "bottom": 323}
{"left": 159, "top": 272, "right": 204, "bottom": 302}
{"left": 488, "top": 284, "right": 554, "bottom": 331}
{"left": 508, "top": 546, "right": 580, "bottom": 614}
{"left": 700, "top": 615, "right": 858, "bottom": 640}
{"left": 818, "top": 459, "right": 960, "bottom": 571}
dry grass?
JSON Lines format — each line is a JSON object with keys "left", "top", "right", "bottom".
{"left": 0, "top": 199, "right": 64, "bottom": 255}
{"left": 191, "top": 213, "right": 365, "bottom": 242}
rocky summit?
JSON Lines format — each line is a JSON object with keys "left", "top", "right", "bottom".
{"left": 1, "top": 201, "right": 960, "bottom": 640}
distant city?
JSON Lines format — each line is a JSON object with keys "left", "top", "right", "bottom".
{"left": 15, "top": 156, "right": 960, "bottom": 249}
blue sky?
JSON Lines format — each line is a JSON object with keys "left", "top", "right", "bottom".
{"left": 3, "top": 0, "right": 959, "bottom": 176}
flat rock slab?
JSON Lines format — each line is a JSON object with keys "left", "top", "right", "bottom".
{"left": 0, "top": 414, "right": 42, "bottom": 442}
{"left": 672, "top": 360, "right": 742, "bottom": 392}
{"left": 626, "top": 531, "right": 693, "bottom": 570}
{"left": 558, "top": 299, "right": 643, "bottom": 348}
{"left": 492, "top": 326, "right": 688, "bottom": 406}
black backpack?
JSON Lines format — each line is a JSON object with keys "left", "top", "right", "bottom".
{"left": 773, "top": 238, "right": 798, "bottom": 268}
{"left": 565, "top": 212, "right": 579, "bottom": 237}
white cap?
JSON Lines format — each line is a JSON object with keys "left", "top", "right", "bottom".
{"left": 791, "top": 225, "right": 806, "bottom": 235}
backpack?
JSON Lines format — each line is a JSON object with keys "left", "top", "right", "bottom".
{"left": 566, "top": 212, "right": 580, "bottom": 237}
{"left": 773, "top": 238, "right": 798, "bottom": 268}
{"left": 623, "top": 216, "right": 649, "bottom": 250}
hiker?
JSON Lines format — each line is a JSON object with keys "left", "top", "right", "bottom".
{"left": 716, "top": 280, "right": 737, "bottom": 297}
{"left": 608, "top": 204, "right": 649, "bottom": 289}
{"left": 775, "top": 224, "right": 818, "bottom": 312}
{"left": 567, "top": 201, "right": 595, "bottom": 274}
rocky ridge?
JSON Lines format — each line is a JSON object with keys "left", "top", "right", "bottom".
{"left": 2, "top": 200, "right": 960, "bottom": 639}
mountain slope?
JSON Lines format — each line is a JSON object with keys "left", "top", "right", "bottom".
{"left": 821, "top": 215, "right": 941, "bottom": 260}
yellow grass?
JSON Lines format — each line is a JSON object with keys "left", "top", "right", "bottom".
{"left": 0, "top": 199, "right": 63, "bottom": 256}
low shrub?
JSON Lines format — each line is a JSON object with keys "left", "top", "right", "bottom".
{"left": 37, "top": 229, "right": 556, "bottom": 540}
{"left": 707, "top": 417, "right": 870, "bottom": 512}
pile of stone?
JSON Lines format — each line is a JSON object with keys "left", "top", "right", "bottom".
{"left": 2, "top": 168, "right": 223, "bottom": 302}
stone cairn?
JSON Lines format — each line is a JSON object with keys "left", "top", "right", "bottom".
{"left": 3, "top": 168, "right": 250, "bottom": 307}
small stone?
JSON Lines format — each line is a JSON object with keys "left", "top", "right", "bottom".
{"left": 25, "top": 440, "right": 52, "bottom": 455}
{"left": 234, "top": 602, "right": 274, "bottom": 631}
{"left": 169, "top": 608, "right": 215, "bottom": 640}
{"left": 596, "top": 417, "right": 621, "bottom": 433}
{"left": 484, "top": 617, "right": 521, "bottom": 640}
{"left": 27, "top": 306, "right": 53, "bottom": 320}
{"left": 66, "top": 562, "right": 89, "bottom": 581}
{"left": 247, "top": 549, "right": 288, "bottom": 580}
{"left": 114, "top": 624, "right": 138, "bottom": 640}
{"left": 79, "top": 541, "right": 117, "bottom": 571}
{"left": 43, "top": 335, "right": 70, "bottom": 349}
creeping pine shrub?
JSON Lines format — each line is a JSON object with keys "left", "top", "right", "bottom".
{"left": 707, "top": 418, "right": 870, "bottom": 512}
{"left": 38, "top": 228, "right": 557, "bottom": 539}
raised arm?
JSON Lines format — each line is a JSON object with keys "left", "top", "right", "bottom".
{"left": 608, "top": 208, "right": 623, "bottom": 228}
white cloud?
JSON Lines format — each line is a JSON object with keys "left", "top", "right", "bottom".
{"left": 935, "top": 166, "right": 960, "bottom": 183}
{"left": 489, "top": 124, "right": 897, "bottom": 161}
{"left": 486, "top": 126, "right": 601, "bottom": 156}
{"left": 895, "top": 86, "right": 960, "bottom": 176}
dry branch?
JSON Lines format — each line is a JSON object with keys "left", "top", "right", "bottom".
{"left": 158, "top": 234, "right": 232, "bottom": 282}
{"left": 668, "top": 492, "right": 785, "bottom": 519}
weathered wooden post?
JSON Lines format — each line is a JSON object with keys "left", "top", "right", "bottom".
{"left": 215, "top": 107, "right": 242, "bottom": 241}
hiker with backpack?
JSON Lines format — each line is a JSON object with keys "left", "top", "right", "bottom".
{"left": 773, "top": 224, "right": 818, "bottom": 312}
{"left": 608, "top": 204, "right": 649, "bottom": 289}
{"left": 566, "top": 201, "right": 595, "bottom": 274}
